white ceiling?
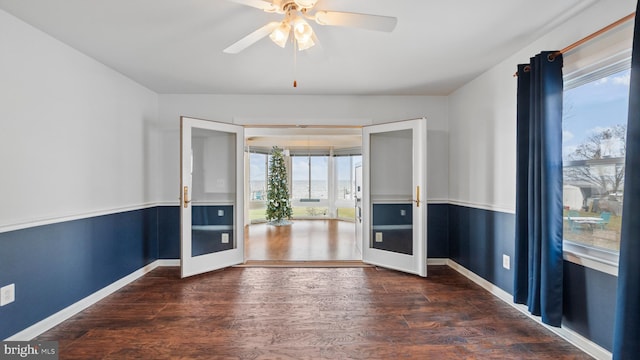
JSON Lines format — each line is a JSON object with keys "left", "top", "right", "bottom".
{"left": 0, "top": 0, "right": 596, "bottom": 95}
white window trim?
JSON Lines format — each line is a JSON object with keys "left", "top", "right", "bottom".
{"left": 563, "top": 240, "right": 619, "bottom": 277}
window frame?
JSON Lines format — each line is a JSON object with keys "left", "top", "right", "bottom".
{"left": 561, "top": 57, "right": 631, "bottom": 276}
{"left": 247, "top": 151, "right": 270, "bottom": 223}
{"left": 334, "top": 154, "right": 362, "bottom": 221}
{"left": 290, "top": 154, "right": 329, "bottom": 201}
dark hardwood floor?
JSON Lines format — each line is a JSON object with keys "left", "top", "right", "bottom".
{"left": 37, "top": 266, "right": 591, "bottom": 359}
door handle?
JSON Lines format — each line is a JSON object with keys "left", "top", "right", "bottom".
{"left": 413, "top": 186, "right": 421, "bottom": 207}
{"left": 183, "top": 186, "right": 191, "bottom": 208}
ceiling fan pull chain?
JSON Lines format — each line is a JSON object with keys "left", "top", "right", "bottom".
{"left": 293, "top": 35, "right": 298, "bottom": 87}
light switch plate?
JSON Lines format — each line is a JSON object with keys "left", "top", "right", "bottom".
{"left": 217, "top": 209, "right": 224, "bottom": 217}
{"left": 503, "top": 254, "right": 511, "bottom": 270}
{"left": 221, "top": 233, "right": 229, "bottom": 244}
{"left": 1, "top": 284, "right": 15, "bottom": 306}
{"left": 375, "top": 232, "right": 383, "bottom": 242}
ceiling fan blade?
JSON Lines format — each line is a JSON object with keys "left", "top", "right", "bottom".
{"left": 225, "top": 0, "right": 278, "bottom": 12}
{"left": 314, "top": 11, "right": 397, "bottom": 32}
{"left": 223, "top": 22, "right": 280, "bottom": 54}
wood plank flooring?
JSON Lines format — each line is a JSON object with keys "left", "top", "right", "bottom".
{"left": 36, "top": 266, "right": 591, "bottom": 359}
{"left": 244, "top": 220, "right": 361, "bottom": 261}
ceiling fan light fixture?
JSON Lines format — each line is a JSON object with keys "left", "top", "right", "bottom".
{"left": 293, "top": 18, "right": 313, "bottom": 43}
{"left": 297, "top": 36, "right": 315, "bottom": 51}
{"left": 293, "top": 0, "right": 318, "bottom": 9}
{"left": 269, "top": 22, "right": 291, "bottom": 48}
{"left": 224, "top": 1, "right": 399, "bottom": 55}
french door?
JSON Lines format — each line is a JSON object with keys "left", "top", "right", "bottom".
{"left": 362, "top": 118, "right": 427, "bottom": 277}
{"left": 180, "top": 117, "right": 244, "bottom": 278}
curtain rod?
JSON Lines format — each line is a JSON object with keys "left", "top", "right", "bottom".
{"left": 514, "top": 12, "right": 636, "bottom": 77}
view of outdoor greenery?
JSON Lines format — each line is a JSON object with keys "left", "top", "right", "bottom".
{"left": 562, "top": 68, "right": 630, "bottom": 252}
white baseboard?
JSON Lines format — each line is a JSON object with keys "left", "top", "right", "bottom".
{"left": 156, "top": 259, "right": 180, "bottom": 267}
{"left": 4, "top": 261, "right": 162, "bottom": 341}
{"left": 446, "top": 260, "right": 612, "bottom": 360}
{"left": 427, "top": 258, "right": 448, "bottom": 266}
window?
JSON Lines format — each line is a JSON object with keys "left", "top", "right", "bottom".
{"left": 249, "top": 152, "right": 268, "bottom": 201}
{"left": 335, "top": 154, "right": 361, "bottom": 220}
{"left": 335, "top": 155, "right": 361, "bottom": 201}
{"left": 562, "top": 67, "right": 630, "bottom": 253}
{"left": 559, "top": 20, "right": 634, "bottom": 274}
{"left": 248, "top": 145, "right": 362, "bottom": 221}
{"left": 248, "top": 152, "right": 269, "bottom": 221}
{"left": 291, "top": 155, "right": 329, "bottom": 200}
{"left": 291, "top": 154, "right": 329, "bottom": 218}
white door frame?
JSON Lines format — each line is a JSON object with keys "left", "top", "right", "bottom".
{"left": 180, "top": 121, "right": 426, "bottom": 276}
{"left": 362, "top": 118, "right": 427, "bottom": 277}
{"left": 180, "top": 117, "right": 245, "bottom": 278}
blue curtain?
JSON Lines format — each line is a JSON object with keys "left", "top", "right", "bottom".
{"left": 613, "top": 5, "right": 640, "bottom": 359}
{"left": 514, "top": 51, "right": 565, "bottom": 327}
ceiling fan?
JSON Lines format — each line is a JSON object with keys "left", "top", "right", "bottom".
{"left": 223, "top": 0, "right": 397, "bottom": 54}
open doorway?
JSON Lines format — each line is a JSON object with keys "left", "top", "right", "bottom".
{"left": 243, "top": 126, "right": 363, "bottom": 262}
{"left": 180, "top": 117, "right": 427, "bottom": 276}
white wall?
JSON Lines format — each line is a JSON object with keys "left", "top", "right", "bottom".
{"left": 156, "top": 94, "right": 449, "bottom": 204}
{"left": 3, "top": 0, "right": 631, "bottom": 228}
{"left": 0, "top": 6, "right": 449, "bottom": 229}
{"left": 447, "top": 0, "right": 636, "bottom": 213}
{"left": 0, "top": 9, "right": 158, "bottom": 230}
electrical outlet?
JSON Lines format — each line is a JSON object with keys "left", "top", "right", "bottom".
{"left": 221, "top": 233, "right": 229, "bottom": 244}
{"left": 375, "top": 232, "right": 383, "bottom": 242}
{"left": 217, "top": 209, "right": 224, "bottom": 217}
{"left": 502, "top": 254, "right": 511, "bottom": 270}
{"left": 1, "top": 284, "right": 15, "bottom": 306}
{"left": 400, "top": 209, "right": 406, "bottom": 216}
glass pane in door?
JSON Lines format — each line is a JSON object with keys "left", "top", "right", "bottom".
{"left": 190, "top": 128, "right": 236, "bottom": 257}
{"left": 369, "top": 129, "right": 413, "bottom": 255}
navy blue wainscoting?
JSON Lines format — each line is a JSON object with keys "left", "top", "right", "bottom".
{"left": 158, "top": 206, "right": 180, "bottom": 259}
{"left": 427, "top": 204, "right": 449, "bottom": 258}
{"left": 1, "top": 202, "right": 619, "bottom": 352}
{"left": 448, "top": 204, "right": 618, "bottom": 352}
{"left": 448, "top": 204, "right": 515, "bottom": 294}
{"left": 563, "top": 261, "right": 617, "bottom": 352}
{"left": 0, "top": 208, "right": 158, "bottom": 340}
